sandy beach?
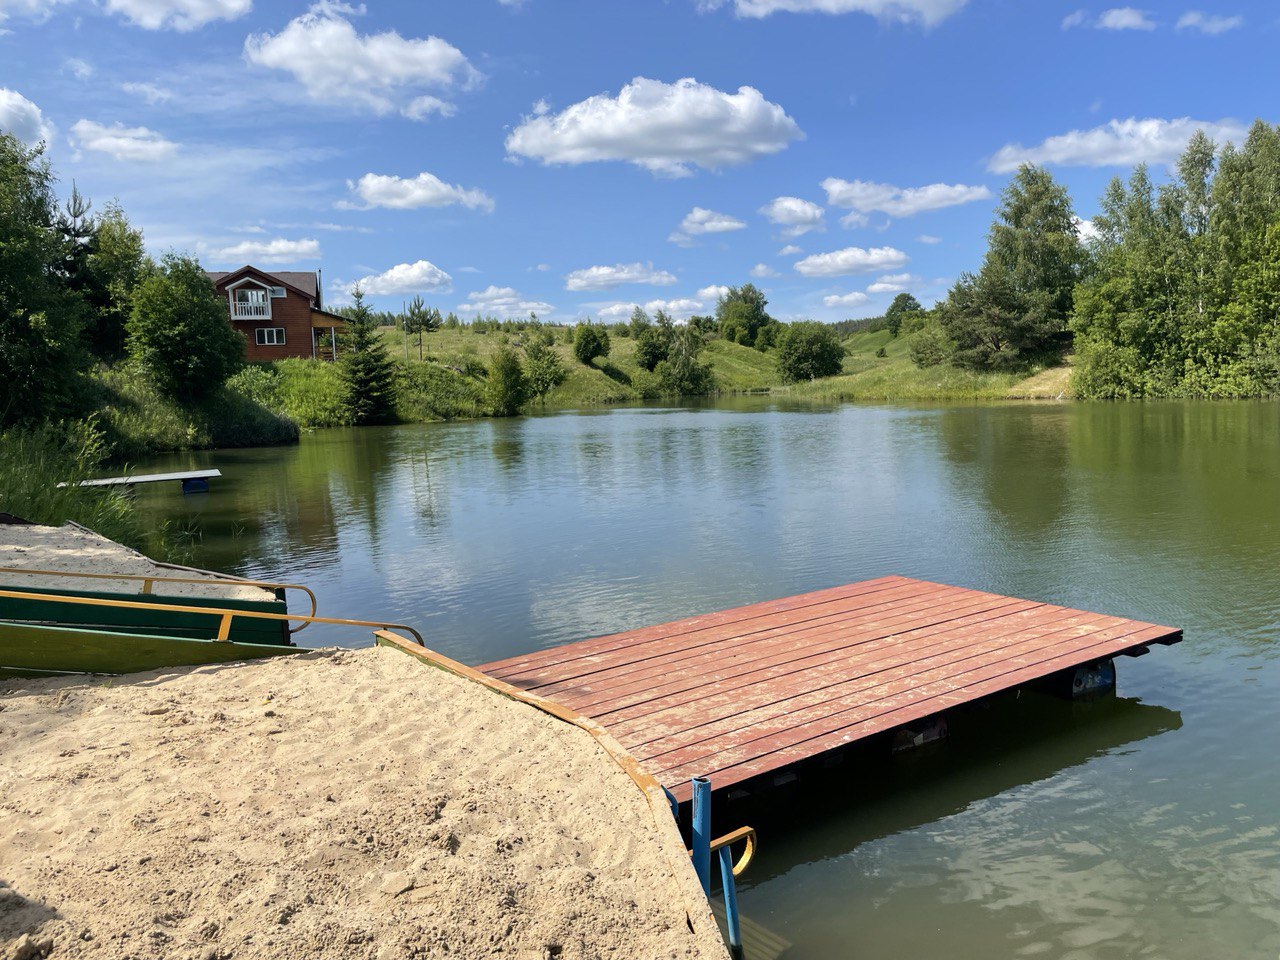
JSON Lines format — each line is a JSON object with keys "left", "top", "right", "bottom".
{"left": 0, "top": 646, "right": 726, "bottom": 960}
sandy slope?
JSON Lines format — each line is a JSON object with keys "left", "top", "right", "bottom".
{"left": 0, "top": 647, "right": 726, "bottom": 960}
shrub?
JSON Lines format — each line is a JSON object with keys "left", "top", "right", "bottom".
{"left": 908, "top": 322, "right": 953, "bottom": 368}
{"left": 573, "top": 323, "right": 610, "bottom": 365}
{"left": 635, "top": 328, "right": 668, "bottom": 371}
{"left": 875, "top": 346, "right": 888, "bottom": 358}
{"left": 775, "top": 321, "right": 846, "bottom": 383}
{"left": 485, "top": 346, "right": 530, "bottom": 416}
{"left": 126, "top": 253, "right": 242, "bottom": 402}
{"left": 524, "top": 338, "right": 567, "bottom": 402}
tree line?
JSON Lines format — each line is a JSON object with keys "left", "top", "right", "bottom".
{"left": 903, "top": 119, "right": 1280, "bottom": 398}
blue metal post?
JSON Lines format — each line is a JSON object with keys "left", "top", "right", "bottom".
{"left": 691, "top": 776, "right": 711, "bottom": 897}
{"left": 718, "top": 846, "right": 744, "bottom": 960}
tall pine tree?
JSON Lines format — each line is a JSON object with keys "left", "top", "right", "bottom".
{"left": 340, "top": 285, "right": 397, "bottom": 424}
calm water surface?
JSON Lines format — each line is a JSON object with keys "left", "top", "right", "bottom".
{"left": 131, "top": 399, "right": 1280, "bottom": 959}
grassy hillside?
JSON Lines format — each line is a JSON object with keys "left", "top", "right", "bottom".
{"left": 771, "top": 327, "right": 1070, "bottom": 402}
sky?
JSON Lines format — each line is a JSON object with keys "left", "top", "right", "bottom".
{"left": 0, "top": 0, "right": 1275, "bottom": 322}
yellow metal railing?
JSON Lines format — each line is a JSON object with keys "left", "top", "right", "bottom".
{"left": 708, "top": 825, "right": 757, "bottom": 878}
{"left": 0, "top": 567, "right": 319, "bottom": 633}
{"left": 0, "top": 588, "right": 424, "bottom": 646}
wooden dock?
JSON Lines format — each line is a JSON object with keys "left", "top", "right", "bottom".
{"left": 482, "top": 576, "right": 1181, "bottom": 804}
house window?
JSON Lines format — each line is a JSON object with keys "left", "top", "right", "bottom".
{"left": 231, "top": 287, "right": 271, "bottom": 319}
{"left": 270, "top": 286, "right": 286, "bottom": 298}
{"left": 255, "top": 327, "right": 287, "bottom": 346}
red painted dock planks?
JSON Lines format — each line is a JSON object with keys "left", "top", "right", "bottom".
{"left": 480, "top": 577, "right": 1181, "bottom": 804}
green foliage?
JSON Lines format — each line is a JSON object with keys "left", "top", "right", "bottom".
{"left": 629, "top": 306, "right": 652, "bottom": 339}
{"left": 0, "top": 134, "right": 88, "bottom": 427}
{"left": 908, "top": 320, "right": 953, "bottom": 368}
{"left": 939, "top": 165, "right": 1083, "bottom": 370}
{"left": 396, "top": 362, "right": 485, "bottom": 421}
{"left": 485, "top": 346, "right": 531, "bottom": 416}
{"left": 885, "top": 293, "right": 922, "bottom": 338}
{"left": 716, "top": 283, "right": 773, "bottom": 347}
{"left": 775, "top": 321, "right": 846, "bottom": 383}
{"left": 268, "top": 358, "right": 349, "bottom": 427}
{"left": 875, "top": 346, "right": 888, "bottom": 358}
{"left": 655, "top": 326, "right": 714, "bottom": 395}
{"left": 339, "top": 286, "right": 398, "bottom": 424}
{"left": 86, "top": 202, "right": 151, "bottom": 361}
{"left": 635, "top": 327, "right": 668, "bottom": 371}
{"left": 524, "top": 335, "right": 568, "bottom": 401}
{"left": 573, "top": 322, "right": 610, "bottom": 365}
{"left": 126, "top": 253, "right": 243, "bottom": 402}
{"left": 1073, "top": 122, "right": 1280, "bottom": 398}
{"left": 401, "top": 295, "right": 442, "bottom": 360}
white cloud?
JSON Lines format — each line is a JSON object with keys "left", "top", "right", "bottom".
{"left": 794, "top": 245, "right": 909, "bottom": 277}
{"left": 532, "top": 98, "right": 550, "bottom": 116}
{"left": 598, "top": 295, "right": 710, "bottom": 322}
{"left": 1176, "top": 11, "right": 1242, "bottom": 34}
{"left": 917, "top": 234, "right": 942, "bottom": 244}
{"left": 104, "top": 0, "right": 251, "bottom": 30}
{"left": 215, "top": 237, "right": 321, "bottom": 264}
{"left": 989, "top": 117, "right": 1246, "bottom": 172}
{"left": 750, "top": 263, "right": 779, "bottom": 278}
{"left": 244, "top": 3, "right": 479, "bottom": 117}
{"left": 821, "top": 178, "right": 991, "bottom": 219}
{"left": 565, "top": 262, "right": 678, "bottom": 291}
{"left": 697, "top": 284, "right": 731, "bottom": 301}
{"left": 341, "top": 171, "right": 494, "bottom": 212}
{"left": 1096, "top": 7, "right": 1156, "bottom": 30}
{"left": 778, "top": 244, "right": 803, "bottom": 255}
{"left": 352, "top": 260, "right": 453, "bottom": 296}
{"left": 866, "top": 272, "right": 919, "bottom": 293}
{"left": 1061, "top": 9, "right": 1088, "bottom": 28}
{"left": 713, "top": 0, "right": 966, "bottom": 26}
{"left": 458, "top": 285, "right": 553, "bottom": 317}
{"left": 823, "top": 291, "right": 870, "bottom": 308}
{"left": 670, "top": 206, "right": 746, "bottom": 245}
{"left": 0, "top": 88, "right": 53, "bottom": 144}
{"left": 0, "top": 0, "right": 71, "bottom": 25}
{"left": 505, "top": 76, "right": 802, "bottom": 177}
{"left": 760, "top": 196, "right": 825, "bottom": 237}
{"left": 403, "top": 95, "right": 457, "bottom": 121}
{"left": 1074, "top": 217, "right": 1100, "bottom": 242}
{"left": 534, "top": 263, "right": 550, "bottom": 271}
{"left": 70, "top": 119, "right": 177, "bottom": 161}
{"left": 120, "top": 81, "right": 173, "bottom": 104}
{"left": 64, "top": 58, "right": 93, "bottom": 80}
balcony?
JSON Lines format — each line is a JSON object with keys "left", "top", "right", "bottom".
{"left": 231, "top": 301, "right": 271, "bottom": 319}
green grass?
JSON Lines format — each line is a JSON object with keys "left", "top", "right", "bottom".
{"left": 90, "top": 366, "right": 299, "bottom": 461}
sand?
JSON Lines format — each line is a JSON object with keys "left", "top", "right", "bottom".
{"left": 0, "top": 646, "right": 727, "bottom": 960}
{"left": 0, "top": 523, "right": 276, "bottom": 602}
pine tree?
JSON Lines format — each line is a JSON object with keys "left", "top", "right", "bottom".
{"left": 340, "top": 285, "right": 397, "bottom": 424}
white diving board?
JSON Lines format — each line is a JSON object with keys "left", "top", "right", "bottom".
{"left": 58, "top": 469, "right": 221, "bottom": 492}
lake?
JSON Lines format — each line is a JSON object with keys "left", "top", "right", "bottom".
{"left": 130, "top": 398, "right": 1280, "bottom": 959}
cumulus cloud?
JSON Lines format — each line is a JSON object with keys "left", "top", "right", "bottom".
{"left": 403, "top": 95, "right": 457, "bottom": 121}
{"left": 821, "top": 178, "right": 990, "bottom": 220}
{"left": 0, "top": 88, "right": 53, "bottom": 144}
{"left": 70, "top": 119, "right": 177, "bottom": 161}
{"left": 866, "top": 272, "right": 919, "bottom": 293}
{"left": 598, "top": 295, "right": 710, "bottom": 322}
{"left": 0, "top": 0, "right": 71, "bottom": 23}
{"left": 794, "top": 246, "right": 909, "bottom": 277}
{"left": 1096, "top": 7, "right": 1155, "bottom": 29}
{"left": 352, "top": 260, "right": 453, "bottom": 296}
{"left": 244, "top": 3, "right": 479, "bottom": 118}
{"left": 1074, "top": 217, "right": 1100, "bottom": 242}
{"left": 710, "top": 0, "right": 966, "bottom": 26}
{"left": 458, "top": 285, "right": 553, "bottom": 317}
{"left": 565, "top": 262, "right": 678, "bottom": 292}
{"left": 505, "top": 77, "right": 802, "bottom": 177}
{"left": 104, "top": 0, "right": 251, "bottom": 30}
{"left": 760, "top": 196, "right": 825, "bottom": 237}
{"left": 1176, "top": 11, "right": 1242, "bottom": 34}
{"left": 823, "top": 291, "right": 870, "bottom": 308}
{"left": 750, "top": 263, "right": 779, "bottom": 278}
{"left": 120, "top": 81, "right": 173, "bottom": 104}
{"left": 989, "top": 117, "right": 1246, "bottom": 172}
{"left": 697, "top": 284, "right": 731, "bottom": 301}
{"left": 778, "top": 244, "right": 803, "bottom": 256}
{"left": 215, "top": 237, "right": 321, "bottom": 264}
{"left": 670, "top": 206, "right": 746, "bottom": 245}
{"left": 341, "top": 171, "right": 494, "bottom": 212}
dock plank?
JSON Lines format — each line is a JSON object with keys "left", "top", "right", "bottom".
{"left": 479, "top": 577, "right": 1181, "bottom": 803}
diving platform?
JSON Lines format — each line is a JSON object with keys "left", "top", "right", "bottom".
{"left": 481, "top": 576, "right": 1182, "bottom": 804}
{"left": 58, "top": 469, "right": 221, "bottom": 494}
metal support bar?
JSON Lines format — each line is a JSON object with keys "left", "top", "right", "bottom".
{"left": 691, "top": 776, "right": 712, "bottom": 897}
{"left": 718, "top": 845, "right": 744, "bottom": 960}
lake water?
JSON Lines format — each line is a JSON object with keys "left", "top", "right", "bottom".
{"left": 130, "top": 398, "right": 1280, "bottom": 959}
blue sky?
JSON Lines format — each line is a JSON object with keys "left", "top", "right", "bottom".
{"left": 1, "top": 0, "right": 1274, "bottom": 322}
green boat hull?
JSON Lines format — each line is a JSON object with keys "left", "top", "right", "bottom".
{"left": 0, "top": 620, "right": 300, "bottom": 678}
